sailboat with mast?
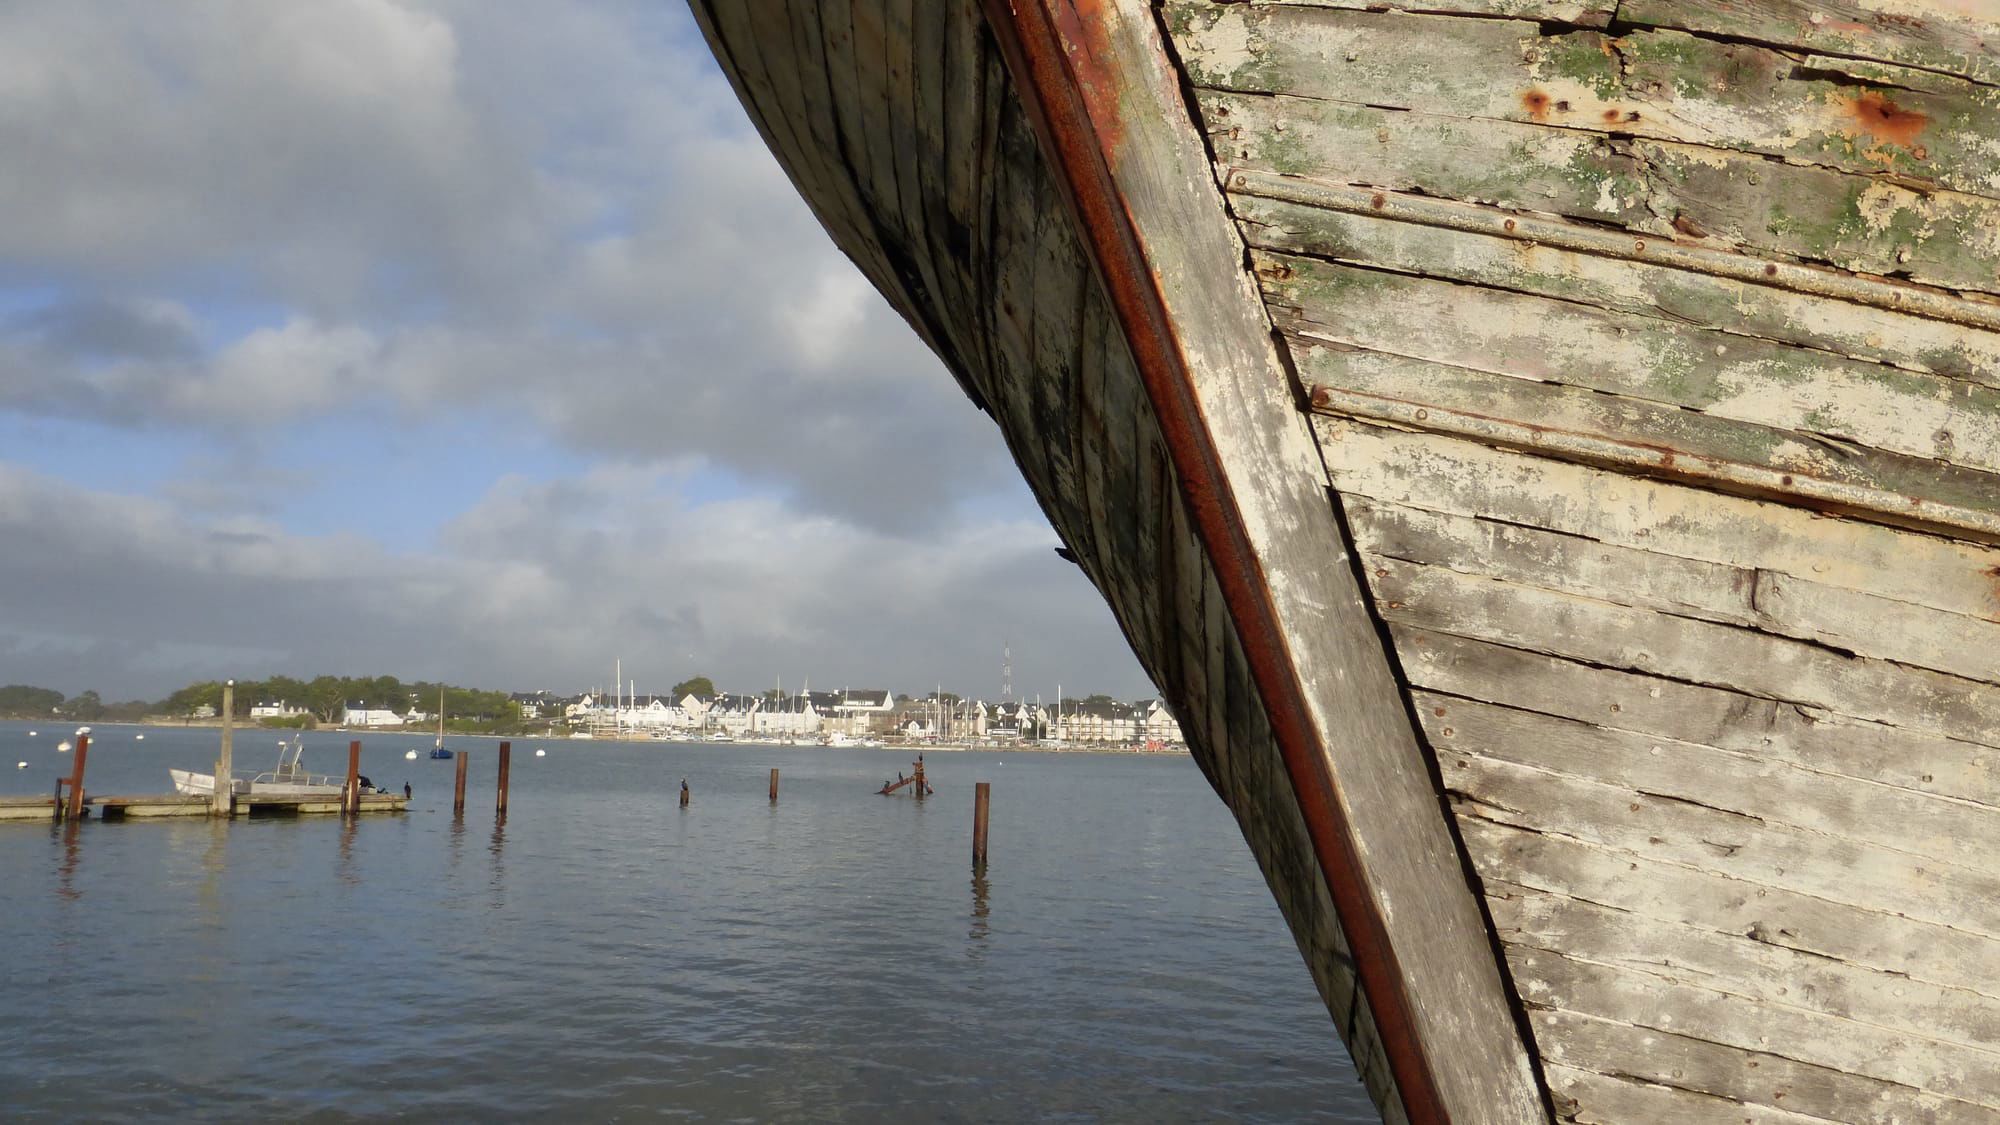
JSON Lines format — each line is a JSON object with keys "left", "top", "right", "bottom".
{"left": 428, "top": 687, "right": 451, "bottom": 759}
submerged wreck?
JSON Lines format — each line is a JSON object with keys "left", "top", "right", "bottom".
{"left": 693, "top": 3, "right": 2000, "bottom": 1120}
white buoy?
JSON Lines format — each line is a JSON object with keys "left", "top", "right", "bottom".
{"left": 28, "top": 730, "right": 36, "bottom": 737}
{"left": 535, "top": 748, "right": 546, "bottom": 757}
{"left": 135, "top": 734, "right": 144, "bottom": 740}
{"left": 404, "top": 749, "right": 418, "bottom": 760}
{"left": 56, "top": 741, "right": 71, "bottom": 753}
{"left": 14, "top": 762, "right": 24, "bottom": 769}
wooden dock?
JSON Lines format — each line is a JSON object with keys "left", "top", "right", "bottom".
{"left": 0, "top": 792, "right": 408, "bottom": 821}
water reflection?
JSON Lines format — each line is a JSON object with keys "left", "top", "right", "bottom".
{"left": 969, "top": 866, "right": 991, "bottom": 947}
{"left": 486, "top": 818, "right": 509, "bottom": 908}
{"left": 54, "top": 819, "right": 83, "bottom": 901}
{"left": 337, "top": 814, "right": 360, "bottom": 886}
{"left": 448, "top": 807, "right": 466, "bottom": 872}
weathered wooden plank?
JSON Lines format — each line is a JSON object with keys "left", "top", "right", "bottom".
{"left": 1262, "top": 252, "right": 2000, "bottom": 475}
{"left": 751, "top": 3, "right": 911, "bottom": 323}
{"left": 1167, "top": 4, "right": 2000, "bottom": 196}
{"left": 1458, "top": 816, "right": 2000, "bottom": 996}
{"left": 1005, "top": 5, "right": 1546, "bottom": 1117}
{"left": 1535, "top": 1011, "right": 1992, "bottom": 1125}
{"left": 1378, "top": 554, "right": 2000, "bottom": 748}
{"left": 1492, "top": 885, "right": 2000, "bottom": 1056}
{"left": 1351, "top": 499, "right": 2000, "bottom": 684}
{"left": 1253, "top": 0, "right": 1616, "bottom": 22}
{"left": 1236, "top": 192, "right": 2000, "bottom": 384}
{"left": 1301, "top": 348, "right": 2000, "bottom": 543}
{"left": 1403, "top": 625, "right": 2000, "bottom": 810}
{"left": 1543, "top": 1062, "right": 1846, "bottom": 1125}
{"left": 1451, "top": 750, "right": 2000, "bottom": 938}
{"left": 1202, "top": 88, "right": 1654, "bottom": 224}
{"left": 829, "top": 0, "right": 903, "bottom": 246}
{"left": 1206, "top": 89, "right": 2000, "bottom": 294}
{"left": 1510, "top": 947, "right": 2000, "bottom": 1108}
{"left": 1617, "top": 0, "right": 2000, "bottom": 88}
{"left": 1026, "top": 227, "right": 1091, "bottom": 541}
{"left": 1238, "top": 170, "right": 2000, "bottom": 334}
{"left": 1317, "top": 422, "right": 2000, "bottom": 624}
{"left": 1426, "top": 693, "right": 1999, "bottom": 873}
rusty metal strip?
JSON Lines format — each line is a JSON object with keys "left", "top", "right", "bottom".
{"left": 976, "top": 2, "right": 1452, "bottom": 1120}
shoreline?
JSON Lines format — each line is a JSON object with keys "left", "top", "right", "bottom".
{"left": 5, "top": 717, "right": 1187, "bottom": 755}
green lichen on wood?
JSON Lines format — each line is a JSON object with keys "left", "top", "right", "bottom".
{"left": 1532, "top": 33, "right": 1623, "bottom": 99}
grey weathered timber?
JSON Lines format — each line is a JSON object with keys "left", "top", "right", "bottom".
{"left": 1618, "top": 0, "right": 2000, "bottom": 87}
{"left": 1262, "top": 253, "right": 2000, "bottom": 477}
{"left": 1159, "top": 1, "right": 2000, "bottom": 1120}
{"left": 1204, "top": 89, "right": 2000, "bottom": 295}
{"left": 1170, "top": 2, "right": 2000, "bottom": 196}
{"left": 985, "top": 3, "right": 1542, "bottom": 1118}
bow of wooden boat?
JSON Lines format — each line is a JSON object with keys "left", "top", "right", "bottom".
{"left": 693, "top": 2, "right": 2000, "bottom": 1121}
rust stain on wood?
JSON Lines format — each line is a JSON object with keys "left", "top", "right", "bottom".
{"left": 1521, "top": 89, "right": 1552, "bottom": 121}
{"left": 1847, "top": 90, "right": 1929, "bottom": 149}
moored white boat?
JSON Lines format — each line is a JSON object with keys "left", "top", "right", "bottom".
{"left": 170, "top": 735, "right": 368, "bottom": 797}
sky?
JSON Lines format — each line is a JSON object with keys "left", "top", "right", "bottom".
{"left": 0, "top": 0, "right": 1152, "bottom": 705}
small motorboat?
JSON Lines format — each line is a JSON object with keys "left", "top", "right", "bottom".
{"left": 171, "top": 734, "right": 376, "bottom": 797}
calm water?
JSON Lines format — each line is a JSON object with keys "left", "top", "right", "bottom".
{"left": 0, "top": 721, "right": 1373, "bottom": 1122}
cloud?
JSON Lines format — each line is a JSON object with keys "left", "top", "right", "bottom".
{"left": 0, "top": 2, "right": 1153, "bottom": 699}
{"left": 0, "top": 466, "right": 1149, "bottom": 703}
{"left": 0, "top": 2, "right": 1015, "bottom": 532}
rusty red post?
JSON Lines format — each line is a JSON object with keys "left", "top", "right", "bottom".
{"left": 496, "top": 741, "right": 511, "bottom": 817}
{"left": 63, "top": 734, "right": 91, "bottom": 821}
{"left": 453, "top": 750, "right": 469, "bottom": 816}
{"left": 345, "top": 740, "right": 362, "bottom": 816}
{"left": 769, "top": 767, "right": 779, "bottom": 803}
{"left": 973, "top": 782, "right": 991, "bottom": 866}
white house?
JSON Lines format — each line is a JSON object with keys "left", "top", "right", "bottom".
{"left": 249, "top": 700, "right": 308, "bottom": 719}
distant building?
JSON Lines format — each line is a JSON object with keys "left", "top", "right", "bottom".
{"left": 509, "top": 691, "right": 557, "bottom": 720}
{"left": 342, "top": 703, "right": 404, "bottom": 727}
{"left": 249, "top": 700, "right": 308, "bottom": 719}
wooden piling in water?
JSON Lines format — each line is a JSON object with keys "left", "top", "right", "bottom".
{"left": 680, "top": 777, "right": 690, "bottom": 808}
{"left": 496, "top": 742, "right": 511, "bottom": 817}
{"left": 453, "top": 750, "right": 469, "bottom": 815}
{"left": 215, "top": 680, "right": 235, "bottom": 817}
{"left": 63, "top": 733, "right": 91, "bottom": 821}
{"left": 769, "top": 768, "right": 779, "bottom": 802}
{"left": 344, "top": 741, "right": 361, "bottom": 816}
{"left": 973, "top": 781, "right": 991, "bottom": 866}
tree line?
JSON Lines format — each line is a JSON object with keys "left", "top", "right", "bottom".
{"left": 0, "top": 677, "right": 528, "bottom": 732}
{"left": 0, "top": 684, "right": 152, "bottom": 722}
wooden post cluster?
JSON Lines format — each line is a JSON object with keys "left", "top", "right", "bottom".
{"left": 496, "top": 742, "right": 511, "bottom": 817}
{"left": 973, "top": 782, "right": 991, "bottom": 866}
{"left": 453, "top": 750, "right": 469, "bottom": 815}
{"left": 214, "top": 680, "right": 235, "bottom": 817}
{"left": 344, "top": 740, "right": 362, "bottom": 816}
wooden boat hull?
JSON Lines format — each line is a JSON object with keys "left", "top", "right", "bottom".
{"left": 695, "top": 3, "right": 2000, "bottom": 1121}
